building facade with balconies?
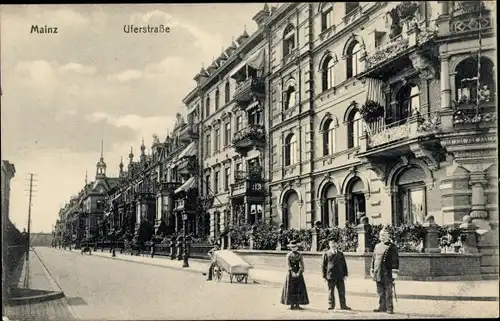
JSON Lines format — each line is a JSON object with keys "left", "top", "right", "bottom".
{"left": 266, "top": 1, "right": 497, "bottom": 278}
{"left": 186, "top": 4, "right": 272, "bottom": 242}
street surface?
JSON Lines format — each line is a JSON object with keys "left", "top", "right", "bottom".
{"left": 35, "top": 247, "right": 498, "bottom": 320}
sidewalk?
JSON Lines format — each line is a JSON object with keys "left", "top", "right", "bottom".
{"left": 3, "top": 249, "right": 76, "bottom": 321}
{"left": 71, "top": 248, "right": 499, "bottom": 302}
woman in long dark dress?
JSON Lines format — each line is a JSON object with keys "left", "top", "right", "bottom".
{"left": 280, "top": 240, "right": 310, "bottom": 310}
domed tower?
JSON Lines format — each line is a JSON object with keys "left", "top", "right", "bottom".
{"left": 119, "top": 156, "right": 124, "bottom": 177}
{"left": 96, "top": 140, "right": 107, "bottom": 179}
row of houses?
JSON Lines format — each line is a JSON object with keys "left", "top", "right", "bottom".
{"left": 54, "top": 2, "right": 497, "bottom": 278}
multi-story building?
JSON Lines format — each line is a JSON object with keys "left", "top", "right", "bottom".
{"left": 103, "top": 115, "right": 200, "bottom": 243}
{"left": 183, "top": 4, "right": 272, "bottom": 242}
{"left": 262, "top": 1, "right": 496, "bottom": 278}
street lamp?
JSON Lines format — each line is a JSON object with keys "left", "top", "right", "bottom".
{"left": 182, "top": 212, "right": 189, "bottom": 268}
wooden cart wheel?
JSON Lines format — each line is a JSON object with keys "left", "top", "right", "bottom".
{"left": 213, "top": 263, "right": 223, "bottom": 283}
{"left": 236, "top": 275, "right": 245, "bottom": 283}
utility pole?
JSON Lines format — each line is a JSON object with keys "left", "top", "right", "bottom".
{"left": 25, "top": 173, "right": 37, "bottom": 261}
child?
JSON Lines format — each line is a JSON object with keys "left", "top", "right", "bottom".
{"left": 321, "top": 238, "right": 351, "bottom": 310}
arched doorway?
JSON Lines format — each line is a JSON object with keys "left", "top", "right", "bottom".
{"left": 282, "top": 190, "right": 300, "bottom": 229}
{"left": 321, "top": 183, "right": 339, "bottom": 227}
{"left": 393, "top": 166, "right": 427, "bottom": 226}
{"left": 346, "top": 177, "right": 366, "bottom": 225}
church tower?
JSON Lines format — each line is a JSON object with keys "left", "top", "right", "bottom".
{"left": 96, "top": 140, "right": 107, "bottom": 179}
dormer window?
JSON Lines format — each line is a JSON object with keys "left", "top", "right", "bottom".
{"left": 283, "top": 24, "right": 296, "bottom": 57}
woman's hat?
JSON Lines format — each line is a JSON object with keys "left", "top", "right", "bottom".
{"left": 289, "top": 240, "right": 298, "bottom": 247}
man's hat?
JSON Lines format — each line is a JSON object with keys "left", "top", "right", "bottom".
{"left": 289, "top": 240, "right": 298, "bottom": 247}
{"left": 327, "top": 234, "right": 339, "bottom": 242}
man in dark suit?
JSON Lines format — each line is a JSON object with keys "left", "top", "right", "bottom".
{"left": 322, "top": 238, "right": 351, "bottom": 310}
{"left": 370, "top": 228, "right": 399, "bottom": 314}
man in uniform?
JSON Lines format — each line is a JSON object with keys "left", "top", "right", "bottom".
{"left": 370, "top": 228, "right": 399, "bottom": 314}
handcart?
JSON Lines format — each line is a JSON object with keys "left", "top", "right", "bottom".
{"left": 212, "top": 250, "right": 250, "bottom": 283}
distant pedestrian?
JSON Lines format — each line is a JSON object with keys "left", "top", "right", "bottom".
{"left": 322, "top": 238, "right": 351, "bottom": 311}
{"left": 370, "top": 228, "right": 399, "bottom": 314}
{"left": 280, "top": 240, "right": 309, "bottom": 310}
{"left": 206, "top": 242, "right": 220, "bottom": 281}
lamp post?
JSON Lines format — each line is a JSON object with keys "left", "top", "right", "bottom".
{"left": 182, "top": 212, "right": 189, "bottom": 268}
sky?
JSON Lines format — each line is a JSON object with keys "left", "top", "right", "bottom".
{"left": 1, "top": 3, "right": 269, "bottom": 233}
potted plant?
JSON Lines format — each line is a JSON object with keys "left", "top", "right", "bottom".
{"left": 360, "top": 100, "right": 385, "bottom": 122}
{"left": 397, "top": 2, "right": 419, "bottom": 20}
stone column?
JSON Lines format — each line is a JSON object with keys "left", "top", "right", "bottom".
{"left": 440, "top": 55, "right": 452, "bottom": 110}
{"left": 310, "top": 228, "right": 318, "bottom": 252}
{"left": 244, "top": 197, "right": 250, "bottom": 224}
{"left": 423, "top": 215, "right": 440, "bottom": 253}
{"left": 337, "top": 196, "right": 347, "bottom": 227}
{"left": 356, "top": 216, "right": 372, "bottom": 253}
{"left": 459, "top": 215, "right": 479, "bottom": 254}
{"left": 469, "top": 171, "right": 488, "bottom": 222}
{"left": 249, "top": 233, "right": 255, "bottom": 250}
{"left": 276, "top": 227, "right": 284, "bottom": 251}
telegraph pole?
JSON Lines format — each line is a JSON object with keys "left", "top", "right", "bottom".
{"left": 25, "top": 173, "right": 37, "bottom": 261}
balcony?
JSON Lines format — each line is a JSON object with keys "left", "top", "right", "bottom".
{"left": 362, "top": 25, "right": 437, "bottom": 79}
{"left": 233, "top": 77, "right": 265, "bottom": 104}
{"left": 232, "top": 124, "right": 266, "bottom": 156}
{"left": 177, "top": 157, "right": 197, "bottom": 177}
{"left": 451, "top": 1, "right": 492, "bottom": 34}
{"left": 157, "top": 181, "right": 182, "bottom": 195}
{"left": 179, "top": 122, "right": 199, "bottom": 142}
{"left": 230, "top": 168, "right": 265, "bottom": 201}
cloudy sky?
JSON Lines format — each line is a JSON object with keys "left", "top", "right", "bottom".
{"left": 1, "top": 4, "right": 268, "bottom": 233}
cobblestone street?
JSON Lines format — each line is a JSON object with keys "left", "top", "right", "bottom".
{"left": 18, "top": 248, "right": 496, "bottom": 320}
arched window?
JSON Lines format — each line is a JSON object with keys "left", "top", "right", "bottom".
{"left": 455, "top": 57, "right": 495, "bottom": 105}
{"left": 346, "top": 177, "right": 365, "bottom": 225}
{"left": 396, "top": 84, "right": 420, "bottom": 121}
{"left": 347, "top": 109, "right": 363, "bottom": 148}
{"left": 321, "top": 55, "right": 335, "bottom": 91}
{"left": 346, "top": 41, "right": 361, "bottom": 79}
{"left": 321, "top": 183, "right": 339, "bottom": 228}
{"left": 284, "top": 133, "right": 297, "bottom": 166}
{"left": 224, "top": 81, "right": 230, "bottom": 104}
{"left": 284, "top": 84, "right": 296, "bottom": 110}
{"left": 322, "top": 118, "right": 336, "bottom": 156}
{"left": 394, "top": 166, "right": 427, "bottom": 226}
{"left": 215, "top": 89, "right": 220, "bottom": 111}
{"left": 205, "top": 96, "right": 211, "bottom": 117}
{"left": 345, "top": 2, "right": 360, "bottom": 15}
{"left": 283, "top": 24, "right": 296, "bottom": 57}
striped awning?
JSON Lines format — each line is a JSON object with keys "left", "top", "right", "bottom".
{"left": 365, "top": 78, "right": 386, "bottom": 106}
{"left": 174, "top": 177, "right": 196, "bottom": 194}
{"left": 176, "top": 142, "right": 196, "bottom": 161}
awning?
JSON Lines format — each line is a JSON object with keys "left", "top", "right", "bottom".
{"left": 364, "top": 78, "right": 386, "bottom": 106}
{"left": 247, "top": 48, "right": 265, "bottom": 71}
{"left": 174, "top": 177, "right": 196, "bottom": 194}
{"left": 177, "top": 141, "right": 196, "bottom": 160}
{"left": 229, "top": 47, "right": 265, "bottom": 78}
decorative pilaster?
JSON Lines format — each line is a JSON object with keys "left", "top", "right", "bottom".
{"left": 469, "top": 171, "right": 488, "bottom": 221}
{"left": 337, "top": 196, "right": 347, "bottom": 227}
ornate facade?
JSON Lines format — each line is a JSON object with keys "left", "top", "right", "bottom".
{"left": 262, "top": 1, "right": 497, "bottom": 278}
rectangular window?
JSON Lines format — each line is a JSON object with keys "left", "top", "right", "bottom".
{"left": 205, "top": 133, "right": 211, "bottom": 156}
{"left": 224, "top": 122, "right": 231, "bottom": 146}
{"left": 236, "top": 116, "right": 243, "bottom": 132}
{"left": 214, "top": 170, "right": 220, "bottom": 193}
{"left": 224, "top": 167, "right": 230, "bottom": 191}
{"left": 215, "top": 128, "right": 221, "bottom": 152}
{"left": 205, "top": 174, "right": 211, "bottom": 196}
{"left": 321, "top": 8, "right": 333, "bottom": 32}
